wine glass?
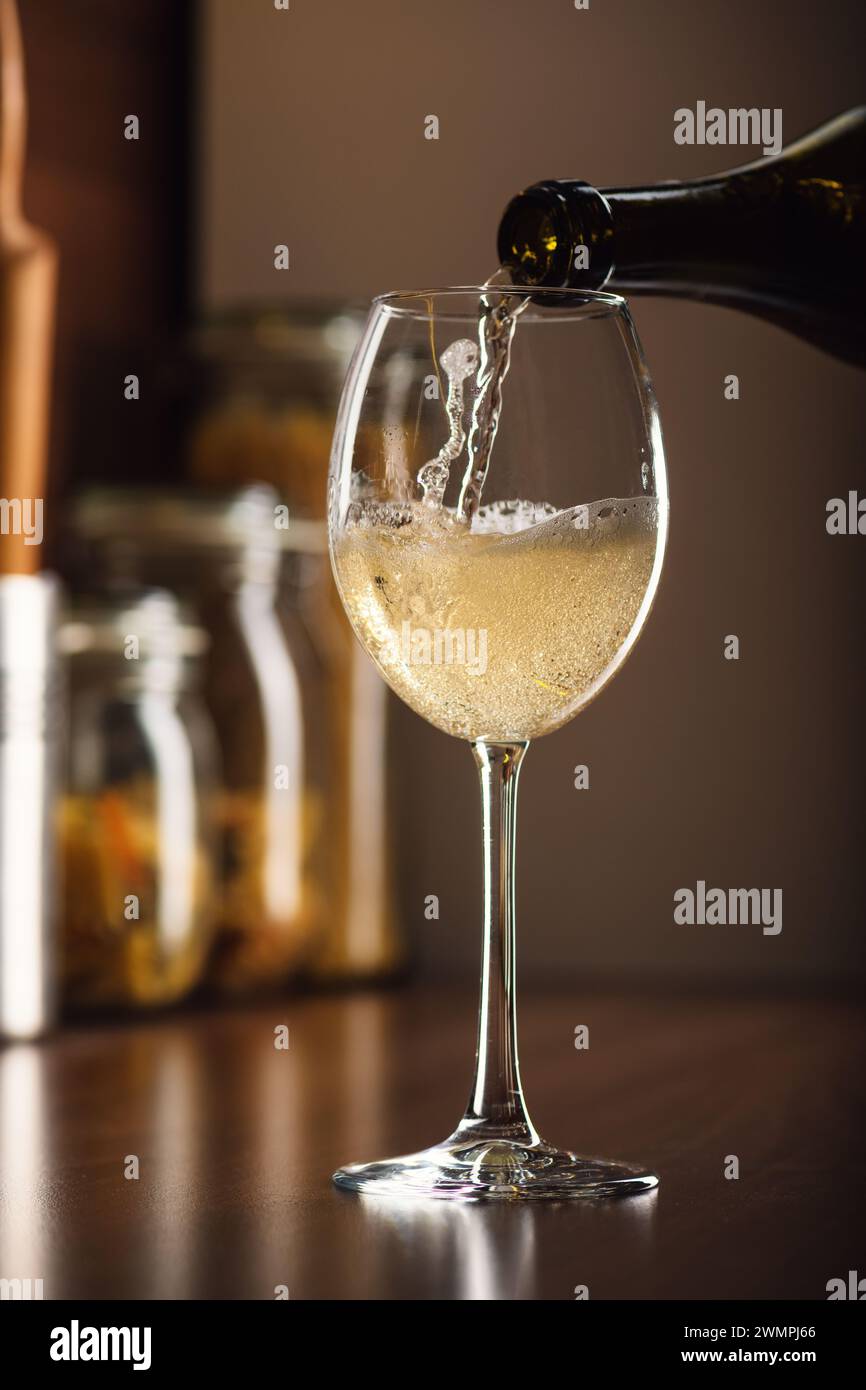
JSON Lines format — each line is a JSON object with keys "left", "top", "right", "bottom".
{"left": 328, "top": 286, "right": 668, "bottom": 1199}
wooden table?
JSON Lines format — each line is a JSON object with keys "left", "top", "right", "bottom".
{"left": 1, "top": 985, "right": 863, "bottom": 1300}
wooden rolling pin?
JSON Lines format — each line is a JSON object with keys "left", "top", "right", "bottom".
{"left": 0, "top": 0, "right": 60, "bottom": 1040}
{"left": 0, "top": 0, "right": 57, "bottom": 574}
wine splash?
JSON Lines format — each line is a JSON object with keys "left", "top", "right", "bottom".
{"left": 417, "top": 338, "right": 478, "bottom": 508}
{"left": 416, "top": 270, "right": 527, "bottom": 523}
{"left": 457, "top": 278, "right": 527, "bottom": 521}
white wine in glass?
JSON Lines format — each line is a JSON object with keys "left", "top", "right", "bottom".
{"left": 329, "top": 286, "right": 667, "bottom": 1198}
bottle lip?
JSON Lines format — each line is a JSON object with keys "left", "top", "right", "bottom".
{"left": 498, "top": 181, "right": 615, "bottom": 290}
{"left": 373, "top": 285, "right": 626, "bottom": 321}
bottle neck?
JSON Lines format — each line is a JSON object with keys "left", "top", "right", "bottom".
{"left": 585, "top": 181, "right": 750, "bottom": 291}
{"left": 499, "top": 174, "right": 866, "bottom": 365}
{"left": 499, "top": 109, "right": 866, "bottom": 296}
{"left": 499, "top": 173, "right": 799, "bottom": 294}
{"left": 499, "top": 108, "right": 866, "bottom": 365}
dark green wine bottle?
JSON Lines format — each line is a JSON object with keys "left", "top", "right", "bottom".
{"left": 497, "top": 108, "right": 866, "bottom": 366}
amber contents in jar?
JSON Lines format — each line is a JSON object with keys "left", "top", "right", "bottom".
{"left": 59, "top": 591, "right": 217, "bottom": 1010}
{"left": 70, "top": 487, "right": 328, "bottom": 997}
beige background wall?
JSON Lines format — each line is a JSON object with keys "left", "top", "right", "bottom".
{"left": 198, "top": 0, "right": 866, "bottom": 984}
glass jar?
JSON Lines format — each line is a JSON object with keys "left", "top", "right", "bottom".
{"left": 293, "top": 550, "right": 401, "bottom": 980}
{"left": 179, "top": 305, "right": 363, "bottom": 520}
{"left": 59, "top": 590, "right": 217, "bottom": 1009}
{"left": 164, "top": 306, "right": 402, "bottom": 981}
{"left": 70, "top": 486, "right": 328, "bottom": 996}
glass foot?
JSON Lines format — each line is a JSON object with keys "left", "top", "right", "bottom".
{"left": 333, "top": 1136, "right": 658, "bottom": 1201}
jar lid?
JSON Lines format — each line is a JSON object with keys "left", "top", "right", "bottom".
{"left": 189, "top": 303, "right": 364, "bottom": 376}
{"left": 72, "top": 485, "right": 326, "bottom": 555}
{"left": 59, "top": 589, "right": 208, "bottom": 661}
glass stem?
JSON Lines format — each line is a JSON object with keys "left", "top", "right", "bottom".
{"left": 453, "top": 740, "right": 538, "bottom": 1148}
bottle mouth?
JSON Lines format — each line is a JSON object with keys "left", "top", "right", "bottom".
{"left": 497, "top": 182, "right": 615, "bottom": 291}
{"left": 373, "top": 285, "right": 626, "bottom": 323}
{"left": 497, "top": 186, "right": 574, "bottom": 287}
